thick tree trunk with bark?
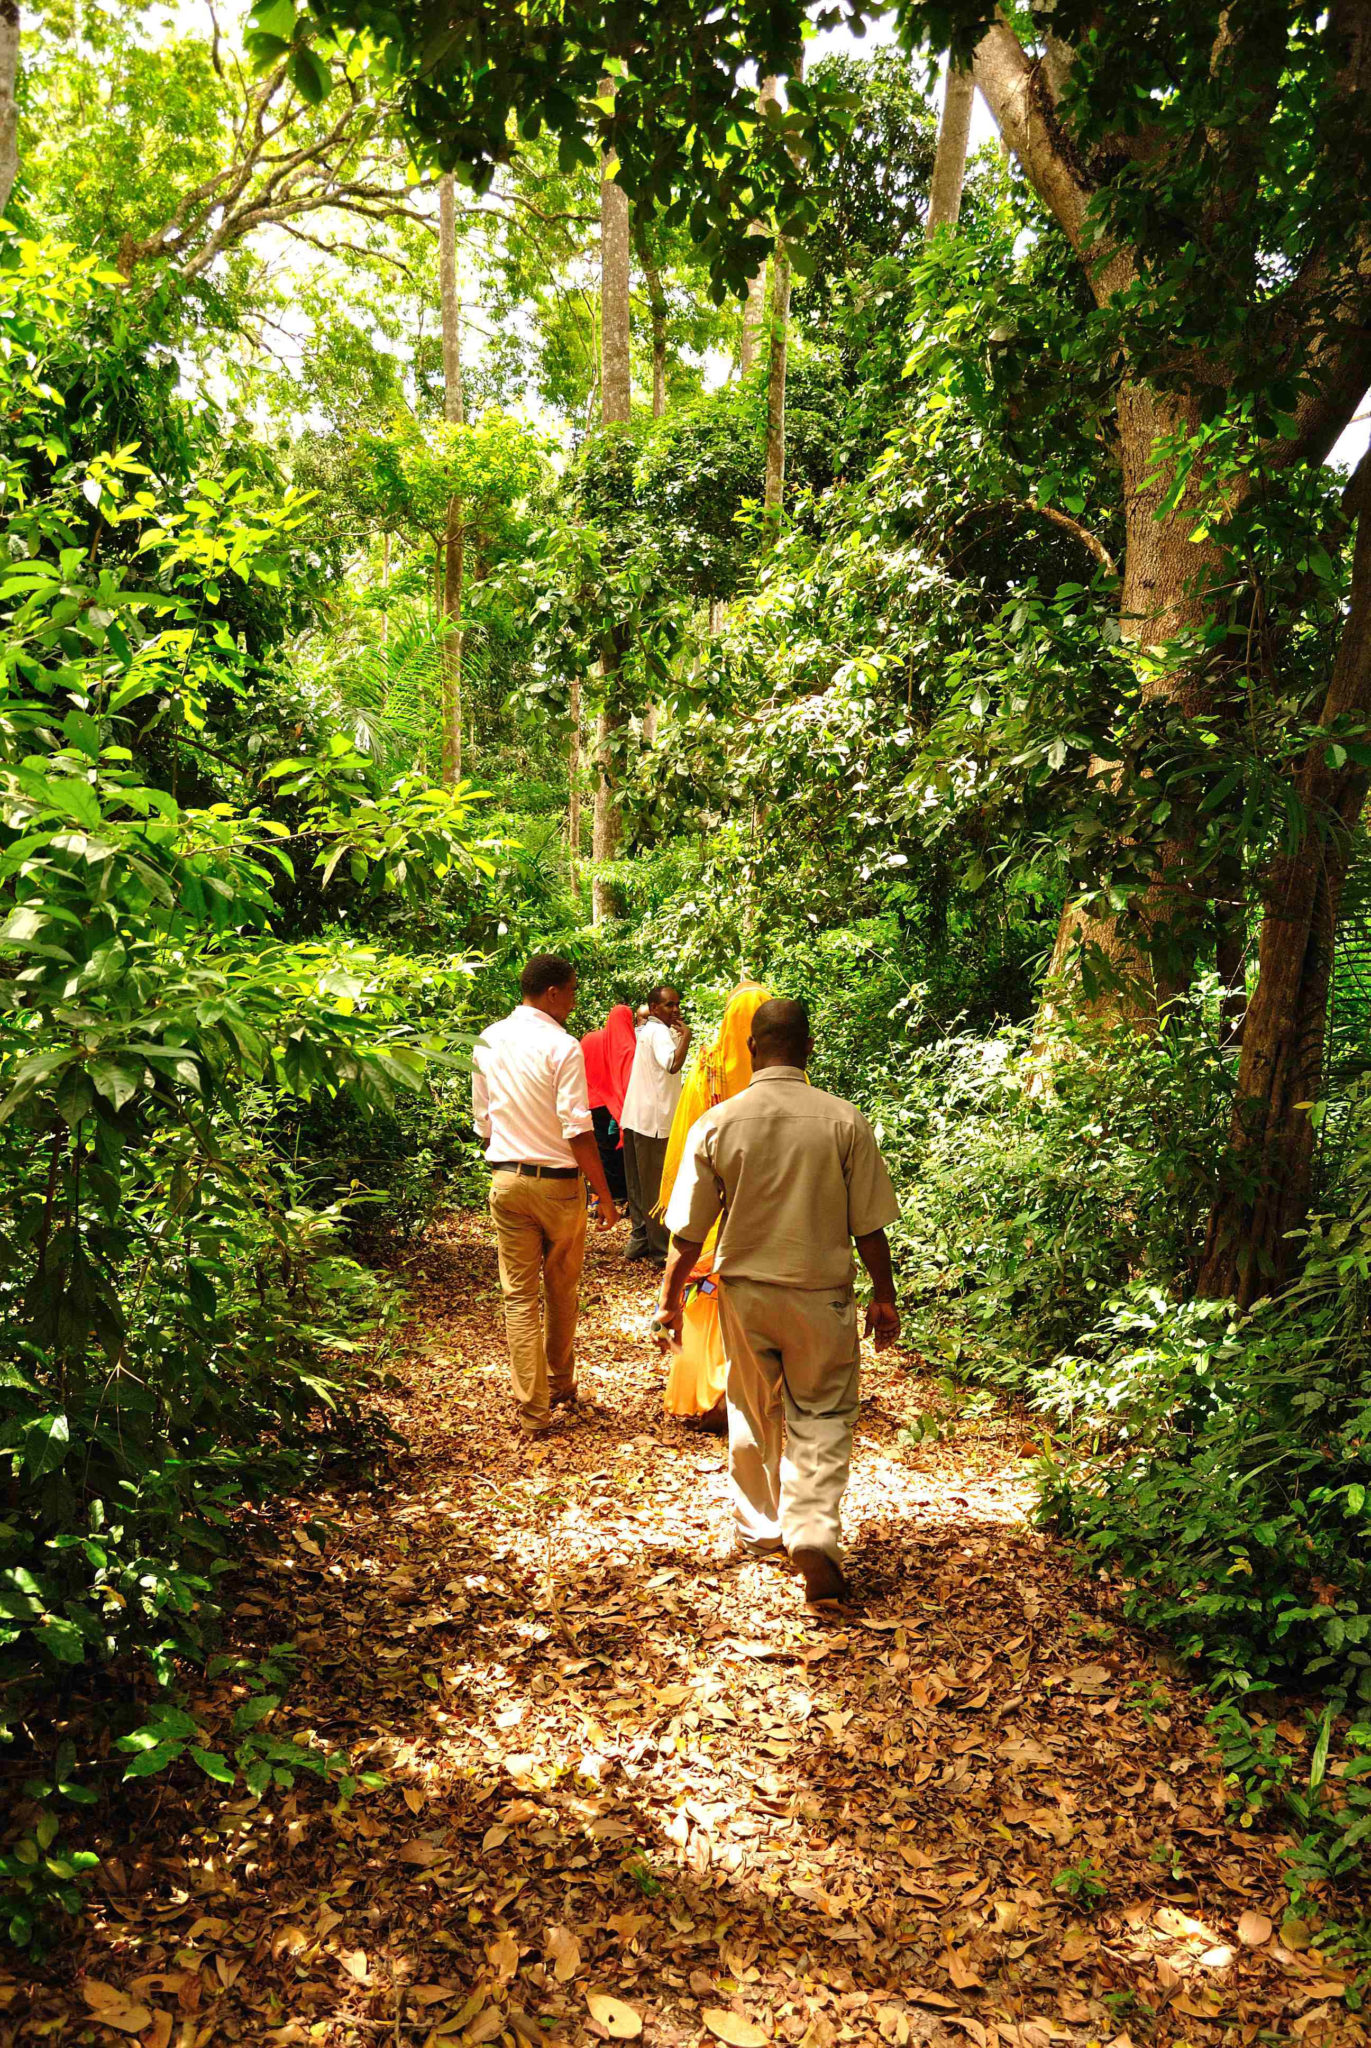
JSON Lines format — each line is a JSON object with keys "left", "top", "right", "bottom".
{"left": 927, "top": 64, "right": 974, "bottom": 233}
{"left": 593, "top": 113, "right": 631, "bottom": 923}
{"left": 1045, "top": 378, "right": 1227, "bottom": 1003}
{"left": 438, "top": 173, "right": 466, "bottom": 788}
{"left": 1199, "top": 463, "right": 1371, "bottom": 1304}
{"left": 0, "top": 0, "right": 17, "bottom": 218}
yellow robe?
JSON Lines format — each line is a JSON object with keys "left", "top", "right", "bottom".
{"left": 656, "top": 984, "right": 771, "bottom": 1417}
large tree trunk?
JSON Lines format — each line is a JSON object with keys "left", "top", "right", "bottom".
{"left": 0, "top": 0, "right": 17, "bottom": 218}
{"left": 438, "top": 173, "right": 465, "bottom": 787}
{"left": 927, "top": 63, "right": 975, "bottom": 233}
{"left": 593, "top": 113, "right": 631, "bottom": 924}
{"left": 1045, "top": 379, "right": 1228, "bottom": 1005}
{"left": 739, "top": 76, "right": 778, "bottom": 377}
{"left": 1199, "top": 460, "right": 1371, "bottom": 1304}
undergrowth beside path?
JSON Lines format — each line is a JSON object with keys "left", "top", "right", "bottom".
{"left": 6, "top": 1217, "right": 1360, "bottom": 2047}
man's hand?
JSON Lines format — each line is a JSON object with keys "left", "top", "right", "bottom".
{"left": 597, "top": 1200, "right": 619, "bottom": 1230}
{"left": 865, "top": 1299, "right": 901, "bottom": 1351}
{"left": 653, "top": 1304, "right": 683, "bottom": 1352}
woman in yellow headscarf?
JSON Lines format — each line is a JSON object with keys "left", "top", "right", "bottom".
{"left": 654, "top": 982, "right": 771, "bottom": 1429}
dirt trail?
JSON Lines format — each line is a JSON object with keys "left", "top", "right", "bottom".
{"left": 11, "top": 1215, "right": 1353, "bottom": 2048}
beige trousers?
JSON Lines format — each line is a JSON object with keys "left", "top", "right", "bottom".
{"left": 717, "top": 1277, "right": 860, "bottom": 1561}
{"left": 488, "top": 1171, "right": 587, "bottom": 1431}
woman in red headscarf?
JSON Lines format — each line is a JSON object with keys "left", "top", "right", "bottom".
{"left": 581, "top": 1004, "right": 634, "bottom": 1204}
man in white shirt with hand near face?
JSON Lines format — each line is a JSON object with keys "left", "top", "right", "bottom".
{"left": 620, "top": 983, "right": 692, "bottom": 1265}
{"left": 472, "top": 954, "right": 618, "bottom": 1436}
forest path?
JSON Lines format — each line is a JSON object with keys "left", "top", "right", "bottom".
{"left": 24, "top": 1215, "right": 1348, "bottom": 2048}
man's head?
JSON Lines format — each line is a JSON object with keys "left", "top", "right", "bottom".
{"left": 520, "top": 953, "right": 577, "bottom": 1024}
{"left": 749, "top": 997, "right": 813, "bottom": 1071}
{"left": 646, "top": 984, "right": 683, "bottom": 1029}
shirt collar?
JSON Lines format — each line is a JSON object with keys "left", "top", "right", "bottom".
{"left": 514, "top": 1004, "right": 561, "bottom": 1029}
{"left": 749, "top": 1065, "right": 808, "bottom": 1086}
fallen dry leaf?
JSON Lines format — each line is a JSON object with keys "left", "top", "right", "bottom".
{"left": 339, "top": 1948, "right": 370, "bottom": 1985}
{"left": 703, "top": 2010, "right": 770, "bottom": 2047}
{"left": 586, "top": 1991, "right": 644, "bottom": 2038}
{"left": 398, "top": 1838, "right": 447, "bottom": 1867}
{"left": 143, "top": 2012, "right": 173, "bottom": 2048}
{"left": 1238, "top": 1910, "right": 1273, "bottom": 1947}
{"left": 947, "top": 1949, "right": 983, "bottom": 1990}
{"left": 487, "top": 1930, "right": 520, "bottom": 1981}
{"left": 79, "top": 1980, "right": 152, "bottom": 2034}
{"left": 547, "top": 1925, "right": 582, "bottom": 1982}
{"left": 465, "top": 2005, "right": 507, "bottom": 2045}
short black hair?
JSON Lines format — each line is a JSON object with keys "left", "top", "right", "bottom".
{"left": 751, "top": 997, "right": 810, "bottom": 1063}
{"left": 646, "top": 983, "right": 678, "bottom": 1009}
{"left": 520, "top": 953, "right": 577, "bottom": 999}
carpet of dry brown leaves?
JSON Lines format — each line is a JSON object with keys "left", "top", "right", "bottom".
{"left": 5, "top": 1213, "right": 1363, "bottom": 2048}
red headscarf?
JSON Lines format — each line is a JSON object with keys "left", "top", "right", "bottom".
{"left": 602, "top": 1004, "right": 637, "bottom": 1125}
{"left": 582, "top": 1028, "right": 609, "bottom": 1110}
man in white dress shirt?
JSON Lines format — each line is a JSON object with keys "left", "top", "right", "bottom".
{"left": 472, "top": 955, "right": 618, "bottom": 1434}
{"left": 620, "top": 984, "right": 691, "bottom": 1264}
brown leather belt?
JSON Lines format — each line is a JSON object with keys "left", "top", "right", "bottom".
{"left": 489, "top": 1162, "right": 580, "bottom": 1180}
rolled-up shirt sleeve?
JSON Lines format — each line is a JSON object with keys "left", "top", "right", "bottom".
{"left": 554, "top": 1042, "right": 594, "bottom": 1141}
{"left": 844, "top": 1113, "right": 900, "bottom": 1238}
{"left": 664, "top": 1115, "right": 724, "bottom": 1244}
{"left": 472, "top": 1044, "right": 492, "bottom": 1144}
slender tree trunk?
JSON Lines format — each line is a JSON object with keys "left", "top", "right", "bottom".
{"left": 1199, "top": 461, "right": 1371, "bottom": 1303}
{"left": 599, "top": 139, "right": 631, "bottom": 421}
{"left": 740, "top": 257, "right": 768, "bottom": 375}
{"left": 761, "top": 63, "right": 799, "bottom": 520}
{"left": 632, "top": 208, "right": 669, "bottom": 418}
{"left": 762, "top": 243, "right": 792, "bottom": 518}
{"left": 568, "top": 671, "right": 582, "bottom": 897}
{"left": 593, "top": 104, "right": 632, "bottom": 923}
{"left": 0, "top": 0, "right": 17, "bottom": 219}
{"left": 740, "top": 77, "right": 778, "bottom": 377}
{"left": 438, "top": 173, "right": 466, "bottom": 787}
{"left": 646, "top": 258, "right": 667, "bottom": 418}
{"left": 927, "top": 62, "right": 975, "bottom": 233}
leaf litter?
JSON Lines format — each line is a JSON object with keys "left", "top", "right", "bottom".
{"left": 1, "top": 1213, "right": 1360, "bottom": 2046}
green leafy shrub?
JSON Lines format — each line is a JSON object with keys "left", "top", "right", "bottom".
{"left": 894, "top": 994, "right": 1231, "bottom": 1386}
{"left": 1037, "top": 1192, "right": 1371, "bottom": 1700}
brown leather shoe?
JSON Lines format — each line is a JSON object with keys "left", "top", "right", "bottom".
{"left": 791, "top": 1545, "right": 848, "bottom": 1606}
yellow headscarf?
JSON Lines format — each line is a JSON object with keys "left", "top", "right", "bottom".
{"left": 655, "top": 982, "right": 771, "bottom": 1220}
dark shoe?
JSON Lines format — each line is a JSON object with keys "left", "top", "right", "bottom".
{"left": 791, "top": 1545, "right": 848, "bottom": 1606}
{"left": 519, "top": 1412, "right": 572, "bottom": 1438}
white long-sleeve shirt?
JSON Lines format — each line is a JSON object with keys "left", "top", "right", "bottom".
{"left": 621, "top": 1017, "right": 685, "bottom": 1138}
{"left": 471, "top": 1005, "right": 593, "bottom": 1167}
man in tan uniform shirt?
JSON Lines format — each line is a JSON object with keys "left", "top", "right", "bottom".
{"left": 656, "top": 998, "right": 900, "bottom": 1605}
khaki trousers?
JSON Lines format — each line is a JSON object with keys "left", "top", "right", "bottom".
{"left": 717, "top": 1277, "right": 860, "bottom": 1561}
{"left": 488, "top": 1171, "right": 587, "bottom": 1431}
